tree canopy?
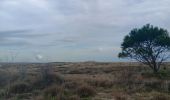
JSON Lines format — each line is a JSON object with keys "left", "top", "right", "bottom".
{"left": 118, "top": 24, "right": 170, "bottom": 73}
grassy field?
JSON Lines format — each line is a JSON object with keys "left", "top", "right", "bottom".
{"left": 0, "top": 62, "right": 170, "bottom": 100}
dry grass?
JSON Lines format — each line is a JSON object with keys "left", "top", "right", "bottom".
{"left": 0, "top": 62, "right": 170, "bottom": 100}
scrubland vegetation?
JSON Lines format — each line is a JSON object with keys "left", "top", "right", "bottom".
{"left": 0, "top": 62, "right": 170, "bottom": 100}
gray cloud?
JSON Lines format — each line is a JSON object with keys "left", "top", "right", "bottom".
{"left": 0, "top": 0, "right": 170, "bottom": 62}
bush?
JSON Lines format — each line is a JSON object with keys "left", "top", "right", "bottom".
{"left": 76, "top": 85, "right": 96, "bottom": 98}
{"left": 115, "top": 96, "right": 127, "bottom": 100}
{"left": 87, "top": 77, "right": 114, "bottom": 88}
{"left": 151, "top": 94, "right": 169, "bottom": 100}
{"left": 43, "top": 85, "right": 66, "bottom": 100}
{"left": 64, "top": 81, "right": 82, "bottom": 90}
{"left": 113, "top": 92, "right": 128, "bottom": 100}
{"left": 0, "top": 70, "right": 19, "bottom": 87}
{"left": 0, "top": 89, "right": 6, "bottom": 98}
{"left": 32, "top": 73, "right": 64, "bottom": 89}
{"left": 142, "top": 70, "right": 170, "bottom": 79}
{"left": 15, "top": 93, "right": 32, "bottom": 99}
{"left": 34, "top": 95, "right": 44, "bottom": 100}
{"left": 68, "top": 95, "right": 80, "bottom": 100}
{"left": 144, "top": 81, "right": 163, "bottom": 92}
{"left": 43, "top": 85, "right": 60, "bottom": 97}
{"left": 8, "top": 82, "right": 32, "bottom": 94}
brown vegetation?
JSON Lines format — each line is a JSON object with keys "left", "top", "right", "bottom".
{"left": 0, "top": 62, "right": 170, "bottom": 100}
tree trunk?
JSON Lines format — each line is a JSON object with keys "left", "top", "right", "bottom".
{"left": 153, "top": 67, "right": 159, "bottom": 73}
{"left": 153, "top": 64, "right": 159, "bottom": 73}
{"left": 147, "top": 62, "right": 160, "bottom": 73}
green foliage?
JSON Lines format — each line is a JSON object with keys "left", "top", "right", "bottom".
{"left": 155, "top": 70, "right": 170, "bottom": 78}
{"left": 142, "top": 69, "right": 170, "bottom": 79}
{"left": 119, "top": 24, "right": 170, "bottom": 73}
{"left": 120, "top": 24, "right": 170, "bottom": 49}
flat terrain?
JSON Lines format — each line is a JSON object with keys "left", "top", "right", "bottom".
{"left": 0, "top": 62, "right": 170, "bottom": 100}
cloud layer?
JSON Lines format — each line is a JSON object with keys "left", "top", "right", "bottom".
{"left": 0, "top": 0, "right": 170, "bottom": 62}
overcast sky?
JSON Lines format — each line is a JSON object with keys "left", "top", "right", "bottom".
{"left": 0, "top": 0, "right": 170, "bottom": 62}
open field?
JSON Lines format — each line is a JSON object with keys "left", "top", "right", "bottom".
{"left": 0, "top": 62, "right": 170, "bottom": 100}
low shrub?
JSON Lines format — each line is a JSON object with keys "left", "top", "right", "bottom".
{"left": 142, "top": 70, "right": 170, "bottom": 79}
{"left": 43, "top": 85, "right": 67, "bottom": 100}
{"left": 32, "top": 73, "right": 64, "bottom": 89}
{"left": 0, "top": 89, "right": 6, "bottom": 98}
{"left": 144, "top": 81, "right": 168, "bottom": 92}
{"left": 64, "top": 81, "right": 82, "bottom": 90}
{"left": 15, "top": 93, "right": 32, "bottom": 100}
{"left": 43, "top": 85, "right": 61, "bottom": 97}
{"left": 76, "top": 85, "right": 96, "bottom": 98}
{"left": 8, "top": 82, "right": 32, "bottom": 94}
{"left": 151, "top": 94, "right": 169, "bottom": 100}
{"left": 0, "top": 70, "right": 19, "bottom": 87}
{"left": 35, "top": 95, "right": 44, "bottom": 100}
{"left": 113, "top": 92, "right": 128, "bottom": 100}
{"left": 68, "top": 95, "right": 80, "bottom": 100}
{"left": 88, "top": 78, "right": 114, "bottom": 88}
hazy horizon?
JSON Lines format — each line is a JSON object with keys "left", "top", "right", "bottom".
{"left": 0, "top": 0, "right": 170, "bottom": 62}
